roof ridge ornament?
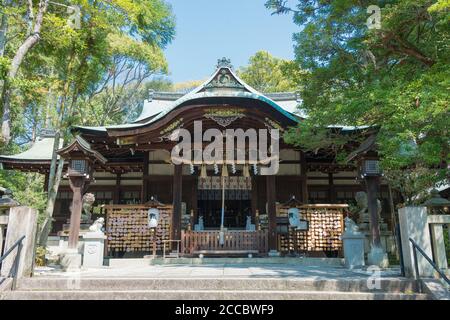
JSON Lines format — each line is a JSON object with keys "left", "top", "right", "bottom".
{"left": 216, "top": 57, "right": 233, "bottom": 69}
{"left": 205, "top": 67, "right": 244, "bottom": 90}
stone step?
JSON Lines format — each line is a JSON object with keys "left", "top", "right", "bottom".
{"left": 15, "top": 277, "right": 420, "bottom": 293}
{"left": 108, "top": 257, "right": 345, "bottom": 267}
{"left": 1, "top": 289, "right": 429, "bottom": 300}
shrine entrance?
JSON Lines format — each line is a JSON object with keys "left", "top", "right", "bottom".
{"left": 197, "top": 191, "right": 252, "bottom": 229}
{"left": 197, "top": 176, "right": 253, "bottom": 230}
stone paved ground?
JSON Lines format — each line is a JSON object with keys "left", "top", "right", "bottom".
{"left": 33, "top": 264, "right": 402, "bottom": 280}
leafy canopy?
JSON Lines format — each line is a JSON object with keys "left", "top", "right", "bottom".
{"left": 238, "top": 51, "right": 298, "bottom": 93}
{"left": 266, "top": 0, "right": 449, "bottom": 172}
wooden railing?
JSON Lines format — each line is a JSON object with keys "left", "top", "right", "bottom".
{"left": 181, "top": 230, "right": 268, "bottom": 255}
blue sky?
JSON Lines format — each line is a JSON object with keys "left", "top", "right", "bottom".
{"left": 163, "top": 0, "right": 299, "bottom": 83}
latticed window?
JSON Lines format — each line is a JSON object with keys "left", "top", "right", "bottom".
{"left": 362, "top": 159, "right": 381, "bottom": 176}
{"left": 70, "top": 159, "right": 88, "bottom": 174}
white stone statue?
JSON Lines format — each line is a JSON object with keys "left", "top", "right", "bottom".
{"left": 355, "top": 191, "right": 382, "bottom": 227}
{"left": 344, "top": 217, "right": 361, "bottom": 235}
{"left": 81, "top": 193, "right": 95, "bottom": 223}
{"left": 288, "top": 207, "right": 308, "bottom": 230}
{"left": 89, "top": 217, "right": 105, "bottom": 233}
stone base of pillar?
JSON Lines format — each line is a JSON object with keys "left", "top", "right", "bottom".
{"left": 268, "top": 250, "right": 281, "bottom": 257}
{"left": 60, "top": 249, "right": 82, "bottom": 271}
{"left": 367, "top": 245, "right": 389, "bottom": 268}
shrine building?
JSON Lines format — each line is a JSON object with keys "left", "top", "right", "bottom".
{"left": 0, "top": 58, "right": 397, "bottom": 258}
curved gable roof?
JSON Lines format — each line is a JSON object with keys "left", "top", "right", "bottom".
{"left": 73, "top": 58, "right": 302, "bottom": 135}
{"left": 135, "top": 59, "right": 300, "bottom": 125}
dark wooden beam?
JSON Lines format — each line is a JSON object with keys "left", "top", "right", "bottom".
{"left": 266, "top": 175, "right": 277, "bottom": 251}
{"left": 113, "top": 173, "right": 121, "bottom": 204}
{"left": 251, "top": 176, "right": 258, "bottom": 222}
{"left": 171, "top": 165, "right": 183, "bottom": 249}
{"left": 365, "top": 176, "right": 381, "bottom": 247}
{"left": 328, "top": 172, "right": 336, "bottom": 203}
{"left": 300, "top": 151, "right": 309, "bottom": 204}
{"left": 141, "top": 151, "right": 149, "bottom": 203}
{"left": 68, "top": 177, "right": 86, "bottom": 249}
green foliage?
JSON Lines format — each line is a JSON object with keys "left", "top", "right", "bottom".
{"left": 268, "top": 0, "right": 450, "bottom": 201}
{"left": 0, "top": 0, "right": 176, "bottom": 240}
{"left": 1, "top": 0, "right": 175, "bottom": 144}
{"left": 238, "top": 51, "right": 298, "bottom": 92}
{"left": 0, "top": 56, "right": 9, "bottom": 78}
{"left": 34, "top": 246, "right": 47, "bottom": 267}
{"left": 0, "top": 170, "right": 47, "bottom": 224}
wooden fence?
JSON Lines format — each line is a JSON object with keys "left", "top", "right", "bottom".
{"left": 181, "top": 230, "right": 268, "bottom": 255}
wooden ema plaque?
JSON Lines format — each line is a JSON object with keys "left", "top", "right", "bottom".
{"left": 278, "top": 204, "right": 346, "bottom": 253}
{"left": 104, "top": 204, "right": 172, "bottom": 255}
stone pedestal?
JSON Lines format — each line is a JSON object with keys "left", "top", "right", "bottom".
{"left": 268, "top": 250, "right": 281, "bottom": 257}
{"left": 1, "top": 207, "right": 37, "bottom": 278}
{"left": 367, "top": 245, "right": 389, "bottom": 268}
{"left": 398, "top": 207, "right": 433, "bottom": 277}
{"left": 342, "top": 233, "right": 365, "bottom": 269}
{"left": 82, "top": 232, "right": 106, "bottom": 268}
{"left": 428, "top": 214, "right": 450, "bottom": 273}
{"left": 60, "top": 249, "right": 82, "bottom": 271}
{"left": 362, "top": 230, "right": 395, "bottom": 255}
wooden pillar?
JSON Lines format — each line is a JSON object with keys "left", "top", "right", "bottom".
{"left": 251, "top": 176, "right": 258, "bottom": 221}
{"left": 191, "top": 177, "right": 198, "bottom": 225}
{"left": 141, "top": 152, "right": 149, "bottom": 203}
{"left": 328, "top": 172, "right": 336, "bottom": 203}
{"left": 266, "top": 175, "right": 277, "bottom": 251}
{"left": 68, "top": 177, "right": 86, "bottom": 249}
{"left": 113, "top": 173, "right": 121, "bottom": 204}
{"left": 365, "top": 176, "right": 381, "bottom": 248}
{"left": 300, "top": 151, "right": 308, "bottom": 204}
{"left": 172, "top": 165, "right": 183, "bottom": 248}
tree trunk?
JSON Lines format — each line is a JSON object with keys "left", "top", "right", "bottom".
{"left": 1, "top": 0, "right": 48, "bottom": 145}
{"left": 46, "top": 130, "right": 61, "bottom": 196}
{"left": 0, "top": 12, "right": 7, "bottom": 57}
{"left": 38, "top": 155, "right": 64, "bottom": 246}
{"left": 38, "top": 114, "right": 64, "bottom": 246}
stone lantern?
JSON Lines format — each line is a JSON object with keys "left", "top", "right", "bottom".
{"left": 57, "top": 136, "right": 106, "bottom": 269}
{"left": 358, "top": 153, "right": 389, "bottom": 267}
{"left": 0, "top": 187, "right": 19, "bottom": 256}
{"left": 423, "top": 188, "right": 450, "bottom": 215}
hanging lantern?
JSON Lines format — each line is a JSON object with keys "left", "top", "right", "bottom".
{"left": 69, "top": 159, "right": 89, "bottom": 176}
{"left": 200, "top": 164, "right": 207, "bottom": 179}
{"left": 358, "top": 153, "right": 382, "bottom": 178}
{"left": 222, "top": 164, "right": 228, "bottom": 177}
